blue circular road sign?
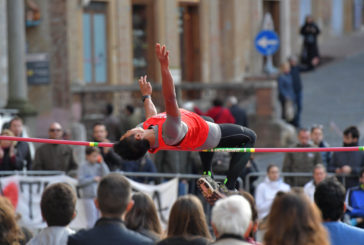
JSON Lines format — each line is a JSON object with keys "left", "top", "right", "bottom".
{"left": 254, "top": 30, "right": 280, "bottom": 56}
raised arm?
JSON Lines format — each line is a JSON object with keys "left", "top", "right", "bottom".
{"left": 155, "top": 43, "right": 180, "bottom": 117}
{"left": 139, "top": 75, "right": 157, "bottom": 119}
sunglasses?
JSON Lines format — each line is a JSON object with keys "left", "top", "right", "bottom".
{"left": 49, "top": 128, "right": 62, "bottom": 132}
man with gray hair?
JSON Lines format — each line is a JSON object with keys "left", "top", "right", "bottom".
{"left": 226, "top": 96, "right": 248, "bottom": 127}
{"left": 211, "top": 195, "right": 252, "bottom": 245}
{"left": 33, "top": 122, "right": 78, "bottom": 176}
{"left": 303, "top": 163, "right": 327, "bottom": 201}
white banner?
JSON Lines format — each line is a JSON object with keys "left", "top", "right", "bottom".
{"left": 0, "top": 175, "right": 178, "bottom": 229}
{"left": 128, "top": 178, "right": 178, "bottom": 226}
{"left": 0, "top": 175, "right": 77, "bottom": 229}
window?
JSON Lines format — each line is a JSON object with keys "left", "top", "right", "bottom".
{"left": 132, "top": 1, "right": 155, "bottom": 81}
{"left": 83, "top": 2, "right": 108, "bottom": 84}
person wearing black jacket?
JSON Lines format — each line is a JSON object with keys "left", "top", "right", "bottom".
{"left": 288, "top": 56, "right": 303, "bottom": 128}
{"left": 0, "top": 129, "right": 23, "bottom": 170}
{"left": 68, "top": 173, "right": 153, "bottom": 245}
{"left": 92, "top": 123, "right": 123, "bottom": 171}
{"left": 328, "top": 126, "right": 364, "bottom": 188}
{"left": 300, "top": 15, "right": 320, "bottom": 70}
{"left": 8, "top": 117, "right": 32, "bottom": 169}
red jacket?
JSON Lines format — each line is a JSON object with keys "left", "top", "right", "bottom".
{"left": 206, "top": 106, "right": 235, "bottom": 124}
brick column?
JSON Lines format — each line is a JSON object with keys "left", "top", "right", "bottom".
{"left": 116, "top": 0, "right": 133, "bottom": 85}
{"left": 200, "top": 0, "right": 222, "bottom": 82}
{"left": 249, "top": 0, "right": 263, "bottom": 75}
{"left": 49, "top": 0, "right": 69, "bottom": 109}
{"left": 290, "top": 0, "right": 301, "bottom": 56}
{"left": 220, "top": 0, "right": 250, "bottom": 81}
{"left": 280, "top": 0, "right": 291, "bottom": 63}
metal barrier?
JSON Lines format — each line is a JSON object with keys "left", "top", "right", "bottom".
{"left": 0, "top": 170, "right": 66, "bottom": 177}
{"left": 77, "top": 171, "right": 244, "bottom": 192}
{"left": 1, "top": 170, "right": 352, "bottom": 194}
{"left": 121, "top": 171, "right": 242, "bottom": 188}
{"left": 0, "top": 170, "right": 243, "bottom": 191}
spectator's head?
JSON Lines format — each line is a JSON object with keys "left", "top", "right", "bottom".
{"left": 298, "top": 128, "right": 310, "bottom": 146}
{"left": 360, "top": 168, "right": 364, "bottom": 185}
{"left": 288, "top": 55, "right": 298, "bottom": 66}
{"left": 212, "top": 195, "right": 252, "bottom": 239}
{"left": 167, "top": 194, "right": 211, "bottom": 239}
{"left": 114, "top": 128, "right": 150, "bottom": 160}
{"left": 9, "top": 116, "right": 23, "bottom": 137}
{"left": 0, "top": 196, "right": 24, "bottom": 245}
{"left": 182, "top": 101, "right": 195, "bottom": 112}
{"left": 106, "top": 103, "right": 113, "bottom": 116}
{"left": 312, "top": 164, "right": 327, "bottom": 185}
{"left": 212, "top": 98, "right": 223, "bottom": 107}
{"left": 314, "top": 178, "right": 345, "bottom": 221}
{"left": 343, "top": 126, "right": 360, "bottom": 146}
{"left": 125, "top": 192, "right": 162, "bottom": 237}
{"left": 310, "top": 124, "right": 324, "bottom": 145}
{"left": 267, "top": 164, "right": 280, "bottom": 182}
{"left": 41, "top": 183, "right": 77, "bottom": 226}
{"left": 305, "top": 15, "right": 313, "bottom": 24}
{"left": 92, "top": 123, "right": 108, "bottom": 142}
{"left": 85, "top": 146, "right": 100, "bottom": 164}
{"left": 125, "top": 105, "right": 134, "bottom": 115}
{"left": 238, "top": 191, "right": 258, "bottom": 238}
{"left": 95, "top": 173, "right": 133, "bottom": 218}
{"left": 0, "top": 129, "right": 16, "bottom": 148}
{"left": 48, "top": 122, "right": 63, "bottom": 140}
{"left": 226, "top": 96, "right": 238, "bottom": 108}
{"left": 264, "top": 192, "right": 329, "bottom": 245}
{"left": 280, "top": 62, "right": 290, "bottom": 74}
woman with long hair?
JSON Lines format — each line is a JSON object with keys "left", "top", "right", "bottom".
{"left": 125, "top": 192, "right": 162, "bottom": 242}
{"left": 239, "top": 191, "right": 261, "bottom": 245}
{"left": 0, "top": 129, "right": 23, "bottom": 170}
{"left": 0, "top": 196, "right": 24, "bottom": 245}
{"left": 264, "top": 191, "right": 329, "bottom": 245}
{"left": 157, "top": 194, "right": 212, "bottom": 245}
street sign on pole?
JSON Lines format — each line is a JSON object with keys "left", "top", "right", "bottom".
{"left": 254, "top": 30, "right": 280, "bottom": 56}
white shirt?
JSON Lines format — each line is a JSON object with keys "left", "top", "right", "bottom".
{"left": 303, "top": 180, "right": 316, "bottom": 202}
{"left": 27, "top": 226, "right": 75, "bottom": 245}
{"left": 255, "top": 177, "right": 290, "bottom": 220}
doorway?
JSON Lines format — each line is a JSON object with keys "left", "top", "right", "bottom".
{"left": 179, "top": 2, "right": 201, "bottom": 99}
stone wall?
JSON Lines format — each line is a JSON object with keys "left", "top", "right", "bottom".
{"left": 0, "top": 0, "right": 7, "bottom": 107}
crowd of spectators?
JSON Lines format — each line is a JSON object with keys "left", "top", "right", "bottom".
{"left": 2, "top": 170, "right": 364, "bottom": 245}
{"left": 1, "top": 121, "right": 364, "bottom": 244}
{"left": 1, "top": 92, "right": 364, "bottom": 245}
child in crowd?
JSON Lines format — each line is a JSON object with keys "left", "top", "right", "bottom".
{"left": 78, "top": 147, "right": 110, "bottom": 228}
{"left": 27, "top": 183, "right": 77, "bottom": 245}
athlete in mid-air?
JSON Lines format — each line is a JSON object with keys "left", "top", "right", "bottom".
{"left": 114, "top": 43, "right": 256, "bottom": 205}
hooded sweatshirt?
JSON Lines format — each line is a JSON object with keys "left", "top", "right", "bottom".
{"left": 255, "top": 177, "right": 290, "bottom": 220}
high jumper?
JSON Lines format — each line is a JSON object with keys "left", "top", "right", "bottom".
{"left": 113, "top": 43, "right": 256, "bottom": 205}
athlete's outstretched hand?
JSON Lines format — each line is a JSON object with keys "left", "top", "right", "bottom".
{"left": 155, "top": 43, "right": 169, "bottom": 67}
{"left": 139, "top": 75, "right": 152, "bottom": 96}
